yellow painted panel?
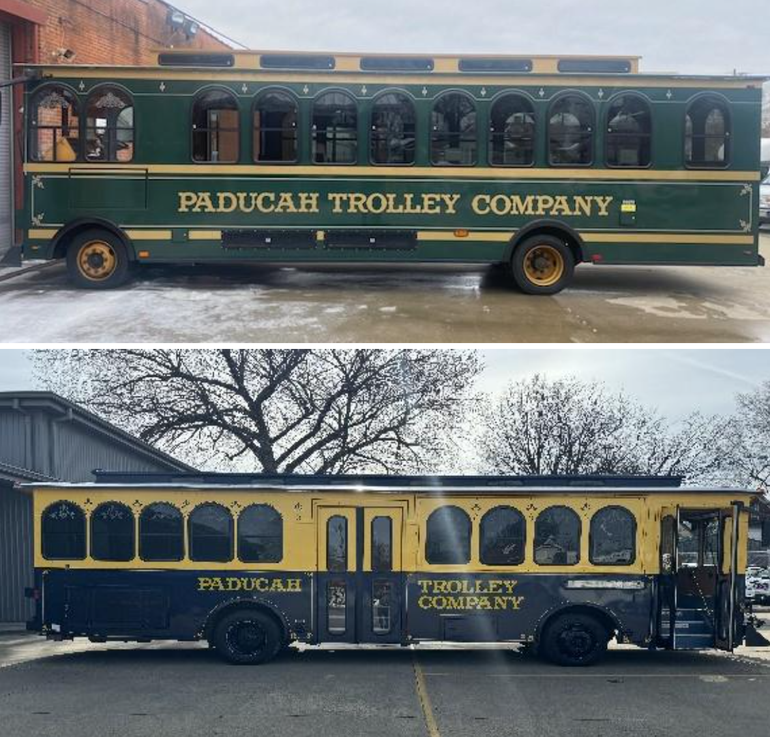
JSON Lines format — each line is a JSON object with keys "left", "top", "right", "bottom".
{"left": 582, "top": 232, "right": 755, "bottom": 245}
{"left": 188, "top": 230, "right": 222, "bottom": 240}
{"left": 417, "top": 231, "right": 512, "bottom": 242}
{"left": 28, "top": 229, "right": 57, "bottom": 239}
{"left": 125, "top": 229, "right": 172, "bottom": 241}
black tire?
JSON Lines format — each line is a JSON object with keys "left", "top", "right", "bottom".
{"left": 212, "top": 610, "right": 283, "bottom": 665}
{"left": 510, "top": 234, "right": 575, "bottom": 295}
{"left": 541, "top": 612, "right": 609, "bottom": 667}
{"left": 66, "top": 228, "right": 131, "bottom": 289}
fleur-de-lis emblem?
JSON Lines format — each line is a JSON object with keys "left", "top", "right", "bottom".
{"left": 31, "top": 213, "right": 44, "bottom": 226}
{"left": 538, "top": 88, "right": 545, "bottom": 98}
{"left": 422, "top": 87, "right": 428, "bottom": 96}
{"left": 581, "top": 502, "right": 592, "bottom": 512}
{"left": 84, "top": 498, "right": 92, "bottom": 508}
{"left": 302, "top": 84, "right": 310, "bottom": 94}
{"left": 230, "top": 500, "right": 242, "bottom": 510}
{"left": 739, "top": 220, "right": 751, "bottom": 232}
{"left": 361, "top": 85, "right": 368, "bottom": 95}
{"left": 480, "top": 87, "right": 487, "bottom": 97}
{"left": 32, "top": 175, "right": 44, "bottom": 189}
{"left": 666, "top": 89, "right": 673, "bottom": 100}
{"left": 181, "top": 499, "right": 190, "bottom": 510}
{"left": 740, "top": 184, "right": 752, "bottom": 197}
{"left": 597, "top": 89, "right": 604, "bottom": 99}
{"left": 78, "top": 80, "right": 85, "bottom": 92}
{"left": 159, "top": 82, "right": 166, "bottom": 92}
{"left": 133, "top": 499, "right": 143, "bottom": 509}
{"left": 471, "top": 502, "right": 482, "bottom": 517}
{"left": 241, "top": 83, "right": 248, "bottom": 94}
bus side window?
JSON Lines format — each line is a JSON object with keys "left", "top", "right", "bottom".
{"left": 371, "top": 516, "right": 392, "bottom": 571}
{"left": 660, "top": 515, "right": 676, "bottom": 573}
{"left": 489, "top": 94, "right": 536, "bottom": 167}
{"left": 548, "top": 94, "right": 594, "bottom": 167}
{"left": 534, "top": 506, "right": 581, "bottom": 565}
{"left": 605, "top": 94, "right": 652, "bottom": 168}
{"left": 84, "top": 87, "right": 134, "bottom": 163}
{"left": 29, "top": 85, "right": 81, "bottom": 163}
{"left": 188, "top": 503, "right": 233, "bottom": 562}
{"left": 91, "top": 501, "right": 135, "bottom": 562}
{"left": 430, "top": 92, "right": 477, "bottom": 167}
{"left": 327, "top": 515, "right": 348, "bottom": 571}
{"left": 370, "top": 92, "right": 416, "bottom": 165}
{"left": 425, "top": 506, "right": 471, "bottom": 564}
{"left": 312, "top": 91, "right": 358, "bottom": 164}
{"left": 589, "top": 506, "right": 636, "bottom": 565}
{"left": 238, "top": 504, "right": 283, "bottom": 563}
{"left": 140, "top": 502, "right": 184, "bottom": 562}
{"left": 685, "top": 95, "right": 730, "bottom": 168}
{"left": 191, "top": 89, "right": 240, "bottom": 163}
{"left": 480, "top": 506, "right": 525, "bottom": 565}
{"left": 42, "top": 501, "right": 86, "bottom": 560}
{"left": 253, "top": 90, "right": 298, "bottom": 163}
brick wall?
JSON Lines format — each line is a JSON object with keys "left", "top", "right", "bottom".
{"left": 26, "top": 0, "right": 230, "bottom": 66}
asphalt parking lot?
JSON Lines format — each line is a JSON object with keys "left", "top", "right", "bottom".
{"left": 1, "top": 233, "right": 769, "bottom": 344}
{"left": 1, "top": 633, "right": 769, "bottom": 737}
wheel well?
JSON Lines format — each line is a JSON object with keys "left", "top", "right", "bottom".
{"left": 508, "top": 225, "right": 585, "bottom": 266}
{"left": 51, "top": 221, "right": 134, "bottom": 261}
{"left": 538, "top": 605, "right": 618, "bottom": 643}
{"left": 203, "top": 601, "right": 288, "bottom": 644}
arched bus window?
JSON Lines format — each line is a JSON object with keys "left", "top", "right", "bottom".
{"left": 191, "top": 89, "right": 240, "bottom": 163}
{"left": 480, "top": 506, "right": 526, "bottom": 565}
{"left": 84, "top": 87, "right": 134, "bottom": 162}
{"left": 370, "top": 92, "right": 416, "bottom": 165}
{"left": 29, "top": 85, "right": 80, "bottom": 162}
{"left": 91, "top": 501, "right": 135, "bottom": 561}
{"left": 534, "top": 506, "right": 581, "bottom": 565}
{"left": 42, "top": 501, "right": 86, "bottom": 560}
{"left": 489, "top": 94, "right": 535, "bottom": 166}
{"left": 425, "top": 505, "right": 471, "bottom": 564}
{"left": 253, "top": 89, "right": 298, "bottom": 163}
{"left": 312, "top": 91, "right": 358, "bottom": 164}
{"left": 189, "top": 503, "right": 233, "bottom": 562}
{"left": 238, "top": 504, "right": 283, "bottom": 563}
{"left": 685, "top": 95, "right": 730, "bottom": 168}
{"left": 589, "top": 506, "right": 636, "bottom": 565}
{"left": 139, "top": 502, "right": 184, "bottom": 562}
{"left": 605, "top": 94, "right": 652, "bottom": 168}
{"left": 431, "top": 92, "right": 477, "bottom": 166}
{"left": 548, "top": 94, "right": 594, "bottom": 166}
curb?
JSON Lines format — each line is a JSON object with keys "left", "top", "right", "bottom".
{"left": 0, "top": 260, "right": 58, "bottom": 284}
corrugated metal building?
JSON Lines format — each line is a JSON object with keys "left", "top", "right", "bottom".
{"left": 0, "top": 391, "right": 194, "bottom": 625}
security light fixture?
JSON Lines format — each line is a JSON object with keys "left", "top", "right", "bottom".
{"left": 167, "top": 9, "right": 185, "bottom": 29}
{"left": 186, "top": 20, "right": 200, "bottom": 38}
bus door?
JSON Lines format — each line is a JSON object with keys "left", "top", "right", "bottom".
{"left": 315, "top": 506, "right": 404, "bottom": 645}
{"left": 714, "top": 505, "right": 741, "bottom": 651}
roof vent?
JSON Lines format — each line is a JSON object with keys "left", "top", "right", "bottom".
{"left": 260, "top": 54, "right": 335, "bottom": 70}
{"left": 158, "top": 52, "right": 235, "bottom": 67}
{"left": 558, "top": 58, "right": 632, "bottom": 74}
{"left": 360, "top": 56, "right": 435, "bottom": 72}
{"left": 459, "top": 58, "right": 533, "bottom": 73}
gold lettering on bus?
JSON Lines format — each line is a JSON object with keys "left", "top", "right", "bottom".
{"left": 471, "top": 194, "right": 613, "bottom": 218}
{"left": 196, "top": 576, "right": 303, "bottom": 593}
{"left": 415, "top": 579, "right": 525, "bottom": 611}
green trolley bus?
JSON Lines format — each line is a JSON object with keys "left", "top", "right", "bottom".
{"left": 24, "top": 472, "right": 767, "bottom": 666}
{"left": 12, "top": 50, "right": 766, "bottom": 293}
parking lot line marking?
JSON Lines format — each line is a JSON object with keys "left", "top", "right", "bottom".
{"left": 413, "top": 654, "right": 441, "bottom": 737}
{"left": 420, "top": 672, "right": 770, "bottom": 678}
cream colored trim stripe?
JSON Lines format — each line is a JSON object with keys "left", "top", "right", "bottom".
{"left": 188, "top": 230, "right": 222, "bottom": 240}
{"left": 580, "top": 232, "right": 754, "bottom": 245}
{"left": 125, "top": 229, "right": 172, "bottom": 240}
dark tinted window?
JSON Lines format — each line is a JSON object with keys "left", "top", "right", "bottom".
{"left": 534, "top": 506, "right": 581, "bottom": 565}
{"left": 140, "top": 503, "right": 184, "bottom": 562}
{"left": 191, "top": 89, "right": 239, "bottom": 163}
{"left": 685, "top": 96, "right": 730, "bottom": 168}
{"left": 313, "top": 92, "right": 357, "bottom": 164}
{"left": 253, "top": 90, "right": 298, "bottom": 163}
{"left": 159, "top": 53, "right": 235, "bottom": 67}
{"left": 238, "top": 504, "right": 283, "bottom": 563}
{"left": 29, "top": 86, "right": 80, "bottom": 162}
{"left": 431, "top": 93, "right": 477, "bottom": 166}
{"left": 91, "top": 502, "right": 134, "bottom": 561}
{"left": 189, "top": 503, "right": 233, "bottom": 562}
{"left": 42, "top": 501, "right": 86, "bottom": 560}
{"left": 606, "top": 94, "right": 651, "bottom": 167}
{"left": 371, "top": 93, "right": 416, "bottom": 165}
{"left": 426, "top": 506, "right": 471, "bottom": 564}
{"left": 558, "top": 59, "right": 632, "bottom": 73}
{"left": 590, "top": 506, "right": 636, "bottom": 565}
{"left": 361, "top": 57, "right": 433, "bottom": 72}
{"left": 327, "top": 515, "right": 348, "bottom": 572}
{"left": 459, "top": 58, "right": 532, "bottom": 73}
{"left": 261, "top": 54, "right": 335, "bottom": 70}
{"left": 84, "top": 87, "right": 134, "bottom": 162}
{"left": 489, "top": 94, "right": 535, "bottom": 166}
{"left": 480, "top": 506, "right": 526, "bottom": 565}
{"left": 660, "top": 515, "right": 676, "bottom": 573}
{"left": 548, "top": 95, "right": 594, "bottom": 166}
{"left": 371, "top": 516, "right": 393, "bottom": 571}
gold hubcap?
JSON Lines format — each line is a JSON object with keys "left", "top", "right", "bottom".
{"left": 523, "top": 245, "right": 564, "bottom": 287}
{"left": 77, "top": 241, "right": 117, "bottom": 281}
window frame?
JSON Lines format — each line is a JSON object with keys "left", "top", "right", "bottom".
{"left": 90, "top": 500, "right": 136, "bottom": 562}
{"left": 533, "top": 505, "right": 582, "bottom": 567}
{"left": 604, "top": 92, "right": 653, "bottom": 170}
{"left": 369, "top": 89, "right": 417, "bottom": 167}
{"left": 188, "top": 502, "right": 234, "bottom": 563}
{"left": 311, "top": 89, "right": 359, "bottom": 166}
{"left": 28, "top": 83, "right": 82, "bottom": 163}
{"left": 425, "top": 505, "right": 472, "bottom": 565}
{"left": 83, "top": 84, "right": 135, "bottom": 164}
{"left": 326, "top": 514, "right": 349, "bottom": 572}
{"left": 41, "top": 500, "right": 87, "bottom": 561}
{"left": 190, "top": 86, "right": 241, "bottom": 164}
{"left": 546, "top": 91, "right": 596, "bottom": 168}
{"left": 237, "top": 503, "right": 284, "bottom": 563}
{"left": 488, "top": 92, "right": 537, "bottom": 169}
{"left": 588, "top": 505, "right": 637, "bottom": 566}
{"left": 683, "top": 93, "right": 731, "bottom": 170}
{"left": 430, "top": 90, "right": 479, "bottom": 168}
{"left": 252, "top": 87, "right": 299, "bottom": 165}
{"left": 479, "top": 505, "right": 527, "bottom": 566}
{"left": 139, "top": 502, "right": 185, "bottom": 563}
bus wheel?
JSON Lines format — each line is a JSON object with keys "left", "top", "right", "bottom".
{"left": 213, "top": 610, "right": 282, "bottom": 665}
{"left": 511, "top": 235, "right": 574, "bottom": 295}
{"left": 541, "top": 613, "right": 608, "bottom": 667}
{"left": 66, "top": 229, "right": 131, "bottom": 289}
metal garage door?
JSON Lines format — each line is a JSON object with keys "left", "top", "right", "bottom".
{"left": 0, "top": 23, "right": 12, "bottom": 259}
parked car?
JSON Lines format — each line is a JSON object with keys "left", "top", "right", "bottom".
{"left": 747, "top": 568, "right": 770, "bottom": 605}
{"left": 761, "top": 173, "right": 770, "bottom": 225}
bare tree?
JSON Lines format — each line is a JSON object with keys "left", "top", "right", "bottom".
{"left": 477, "top": 374, "right": 722, "bottom": 479}
{"left": 33, "top": 349, "right": 482, "bottom": 474}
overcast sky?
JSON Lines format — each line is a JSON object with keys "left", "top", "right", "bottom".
{"left": 179, "top": 0, "right": 768, "bottom": 76}
{"left": 0, "top": 349, "right": 768, "bottom": 419}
